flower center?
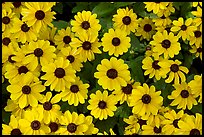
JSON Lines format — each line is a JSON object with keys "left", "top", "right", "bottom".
{"left": 98, "top": 100, "right": 107, "bottom": 109}
{"left": 122, "top": 84, "right": 133, "bottom": 94}
{"left": 2, "top": 16, "right": 10, "bottom": 24}
{"left": 197, "top": 47, "right": 202, "bottom": 53}
{"left": 190, "top": 129, "right": 200, "bottom": 135}
{"left": 106, "top": 69, "right": 118, "bottom": 79}
{"left": 66, "top": 55, "right": 75, "bottom": 63}
{"left": 161, "top": 15, "right": 166, "bottom": 19}
{"left": 70, "top": 85, "right": 79, "bottom": 93}
{"left": 31, "top": 120, "right": 41, "bottom": 130}
{"left": 112, "top": 37, "right": 121, "bottom": 46}
{"left": 194, "top": 31, "right": 201, "bottom": 38}
{"left": 18, "top": 66, "right": 29, "bottom": 74}
{"left": 170, "top": 64, "right": 179, "bottom": 72}
{"left": 162, "top": 39, "right": 171, "bottom": 49}
{"left": 82, "top": 41, "right": 92, "bottom": 50}
{"left": 154, "top": 126, "right": 162, "bottom": 133}
{"left": 181, "top": 25, "right": 187, "bottom": 31}
{"left": 49, "top": 122, "right": 59, "bottom": 132}
{"left": 8, "top": 54, "right": 16, "bottom": 63}
{"left": 13, "top": 2, "right": 21, "bottom": 8}
{"left": 152, "top": 60, "right": 161, "bottom": 70}
{"left": 3, "top": 37, "right": 11, "bottom": 46}
{"left": 63, "top": 36, "right": 71, "bottom": 44}
{"left": 21, "top": 23, "right": 30, "bottom": 32}
{"left": 67, "top": 123, "right": 77, "bottom": 133}
{"left": 122, "top": 16, "right": 131, "bottom": 25}
{"left": 172, "top": 119, "right": 180, "bottom": 128}
{"left": 35, "top": 10, "right": 45, "bottom": 20}
{"left": 54, "top": 68, "right": 65, "bottom": 78}
{"left": 43, "top": 102, "right": 52, "bottom": 110}
{"left": 81, "top": 21, "right": 90, "bottom": 30}
{"left": 137, "top": 119, "right": 147, "bottom": 128}
{"left": 34, "top": 48, "right": 43, "bottom": 57}
{"left": 142, "top": 94, "right": 151, "bottom": 104}
{"left": 180, "top": 90, "right": 189, "bottom": 98}
{"left": 22, "top": 85, "right": 31, "bottom": 94}
{"left": 144, "top": 24, "right": 152, "bottom": 32}
{"left": 10, "top": 128, "right": 22, "bottom": 135}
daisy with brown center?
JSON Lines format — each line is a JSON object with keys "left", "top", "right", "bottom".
{"left": 2, "top": 9, "right": 15, "bottom": 34}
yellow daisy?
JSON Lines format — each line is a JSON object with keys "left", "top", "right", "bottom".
{"left": 2, "top": 9, "right": 15, "bottom": 33}
{"left": 156, "top": 2, "right": 175, "bottom": 17}
{"left": 83, "top": 115, "right": 99, "bottom": 135}
{"left": 2, "top": 115, "right": 23, "bottom": 135}
{"left": 189, "top": 26, "right": 202, "bottom": 48}
{"left": 71, "top": 10, "right": 101, "bottom": 35}
{"left": 112, "top": 7, "right": 138, "bottom": 34}
{"left": 70, "top": 31, "right": 101, "bottom": 62}
{"left": 94, "top": 57, "right": 131, "bottom": 91}
{"left": 159, "top": 59, "right": 189, "bottom": 84}
{"left": 141, "top": 121, "right": 166, "bottom": 135}
{"left": 11, "top": 2, "right": 25, "bottom": 18}
{"left": 144, "top": 2, "right": 169, "bottom": 17}
{"left": 60, "top": 76, "right": 89, "bottom": 106}
{"left": 87, "top": 90, "right": 118, "bottom": 120}
{"left": 2, "top": 32, "right": 19, "bottom": 50}
{"left": 135, "top": 17, "right": 156, "bottom": 41}
{"left": 56, "top": 110, "right": 89, "bottom": 135}
{"left": 192, "top": 6, "right": 202, "bottom": 27}
{"left": 6, "top": 73, "right": 45, "bottom": 109}
{"left": 57, "top": 47, "right": 83, "bottom": 72}
{"left": 151, "top": 30, "right": 181, "bottom": 59}
{"left": 189, "top": 45, "right": 202, "bottom": 60}
{"left": 153, "top": 16, "right": 172, "bottom": 27}
{"left": 168, "top": 82, "right": 198, "bottom": 110}
{"left": 123, "top": 114, "right": 141, "bottom": 135}
{"left": 129, "top": 83, "right": 163, "bottom": 117}
{"left": 101, "top": 28, "right": 131, "bottom": 57}
{"left": 47, "top": 118, "right": 61, "bottom": 135}
{"left": 54, "top": 27, "right": 75, "bottom": 50}
{"left": 21, "top": 2, "right": 56, "bottom": 33}
{"left": 192, "top": 2, "right": 202, "bottom": 7}
{"left": 171, "top": 17, "right": 197, "bottom": 41}
{"left": 2, "top": 2, "right": 14, "bottom": 12}
{"left": 41, "top": 57, "right": 76, "bottom": 92}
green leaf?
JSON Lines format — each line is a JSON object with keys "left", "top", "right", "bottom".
{"left": 183, "top": 53, "right": 194, "bottom": 69}
{"left": 186, "top": 74, "right": 195, "bottom": 82}
{"left": 92, "top": 2, "right": 116, "bottom": 17}
{"left": 191, "top": 103, "right": 202, "bottom": 114}
{"left": 52, "top": 2, "right": 63, "bottom": 14}
{"left": 77, "top": 100, "right": 89, "bottom": 114}
{"left": 173, "top": 2, "right": 183, "bottom": 10}
{"left": 2, "top": 109, "right": 11, "bottom": 124}
{"left": 72, "top": 2, "right": 89, "bottom": 13}
{"left": 180, "top": 2, "right": 192, "bottom": 18}
{"left": 132, "top": 2, "right": 145, "bottom": 17}
{"left": 117, "top": 117, "right": 127, "bottom": 135}
{"left": 113, "top": 2, "right": 135, "bottom": 8}
{"left": 95, "top": 116, "right": 118, "bottom": 133}
{"left": 52, "top": 20, "right": 68, "bottom": 30}
{"left": 58, "top": 101, "right": 77, "bottom": 113}
{"left": 114, "top": 102, "right": 132, "bottom": 118}
{"left": 162, "top": 83, "right": 174, "bottom": 107}
{"left": 153, "top": 78, "right": 166, "bottom": 91}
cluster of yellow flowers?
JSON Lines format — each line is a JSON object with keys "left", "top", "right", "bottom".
{"left": 2, "top": 2, "right": 202, "bottom": 135}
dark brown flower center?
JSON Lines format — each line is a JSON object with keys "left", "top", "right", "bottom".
{"left": 67, "top": 55, "right": 75, "bottom": 63}
{"left": 8, "top": 55, "right": 16, "bottom": 63}
{"left": 122, "top": 84, "right": 133, "bottom": 94}
{"left": 142, "top": 94, "right": 151, "bottom": 104}
{"left": 63, "top": 36, "right": 71, "bottom": 44}
{"left": 18, "top": 66, "right": 29, "bottom": 74}
{"left": 112, "top": 37, "right": 121, "bottom": 46}
{"left": 154, "top": 126, "right": 162, "bottom": 133}
{"left": 106, "top": 69, "right": 118, "bottom": 79}
{"left": 172, "top": 119, "right": 180, "bottom": 128}
{"left": 21, "top": 23, "right": 30, "bottom": 32}
{"left": 43, "top": 102, "right": 52, "bottom": 110}
{"left": 122, "top": 16, "right": 131, "bottom": 25}
{"left": 161, "top": 15, "right": 166, "bottom": 19}
{"left": 10, "top": 128, "right": 22, "bottom": 135}
{"left": 180, "top": 90, "right": 189, "bottom": 98}
{"left": 98, "top": 100, "right": 107, "bottom": 109}
{"left": 81, "top": 21, "right": 90, "bottom": 30}
{"left": 197, "top": 47, "right": 202, "bottom": 53}
{"left": 2, "top": 16, "right": 10, "bottom": 24}
{"left": 22, "top": 85, "right": 31, "bottom": 94}
{"left": 190, "top": 129, "right": 200, "bottom": 135}
{"left": 170, "top": 64, "right": 179, "bottom": 72}
{"left": 54, "top": 68, "right": 65, "bottom": 78}
{"left": 13, "top": 2, "right": 21, "bottom": 8}
{"left": 152, "top": 60, "right": 161, "bottom": 70}
{"left": 3, "top": 37, "right": 11, "bottom": 46}
{"left": 144, "top": 24, "right": 152, "bottom": 32}
{"left": 162, "top": 39, "right": 171, "bottom": 49}
{"left": 194, "top": 31, "right": 201, "bottom": 38}
{"left": 31, "top": 120, "right": 41, "bottom": 130}
{"left": 67, "top": 123, "right": 77, "bottom": 133}
{"left": 70, "top": 85, "right": 79, "bottom": 93}
{"left": 137, "top": 119, "right": 147, "bottom": 128}
{"left": 82, "top": 41, "right": 92, "bottom": 50}
{"left": 35, "top": 10, "right": 45, "bottom": 20}
{"left": 49, "top": 122, "right": 59, "bottom": 132}
{"left": 34, "top": 48, "right": 43, "bottom": 57}
{"left": 181, "top": 25, "right": 187, "bottom": 31}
